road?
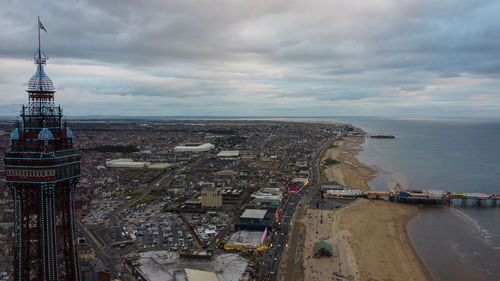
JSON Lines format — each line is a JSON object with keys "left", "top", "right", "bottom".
{"left": 111, "top": 160, "right": 200, "bottom": 223}
{"left": 111, "top": 169, "right": 176, "bottom": 222}
{"left": 76, "top": 219, "right": 122, "bottom": 279}
{"left": 280, "top": 139, "right": 329, "bottom": 281}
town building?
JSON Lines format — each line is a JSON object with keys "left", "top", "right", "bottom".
{"left": 224, "top": 230, "right": 268, "bottom": 251}
{"left": 216, "top": 150, "right": 239, "bottom": 158}
{"left": 233, "top": 208, "right": 276, "bottom": 231}
{"left": 202, "top": 187, "right": 222, "bottom": 208}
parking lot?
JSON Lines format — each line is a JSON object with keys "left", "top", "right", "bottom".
{"left": 117, "top": 202, "right": 196, "bottom": 249}
{"left": 183, "top": 212, "right": 232, "bottom": 248}
{"left": 81, "top": 199, "right": 122, "bottom": 225}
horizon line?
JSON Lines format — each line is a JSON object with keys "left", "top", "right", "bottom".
{"left": 0, "top": 115, "right": 498, "bottom": 121}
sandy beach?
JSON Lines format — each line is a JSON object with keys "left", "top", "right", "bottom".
{"left": 299, "top": 136, "right": 430, "bottom": 281}
{"left": 334, "top": 199, "right": 429, "bottom": 281}
{"left": 321, "top": 136, "right": 375, "bottom": 190}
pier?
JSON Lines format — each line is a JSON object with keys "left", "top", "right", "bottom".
{"left": 323, "top": 188, "right": 499, "bottom": 205}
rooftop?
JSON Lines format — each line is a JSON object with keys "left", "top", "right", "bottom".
{"left": 314, "top": 240, "right": 333, "bottom": 255}
{"left": 185, "top": 268, "right": 220, "bottom": 281}
{"left": 226, "top": 230, "right": 266, "bottom": 247}
{"left": 28, "top": 63, "right": 55, "bottom": 92}
{"left": 217, "top": 150, "right": 239, "bottom": 157}
{"left": 134, "top": 251, "right": 247, "bottom": 281}
{"left": 240, "top": 209, "right": 267, "bottom": 219}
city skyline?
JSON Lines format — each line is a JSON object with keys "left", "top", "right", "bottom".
{"left": 1, "top": 0, "right": 500, "bottom": 118}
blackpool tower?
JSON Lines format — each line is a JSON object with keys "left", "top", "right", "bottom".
{"left": 4, "top": 18, "right": 81, "bottom": 281}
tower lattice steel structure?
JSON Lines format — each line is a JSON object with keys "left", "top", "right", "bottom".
{"left": 4, "top": 20, "right": 81, "bottom": 281}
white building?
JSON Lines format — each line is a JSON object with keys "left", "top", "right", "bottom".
{"left": 216, "top": 150, "right": 239, "bottom": 158}
{"left": 105, "top": 159, "right": 171, "bottom": 169}
{"left": 174, "top": 143, "right": 215, "bottom": 152}
{"left": 106, "top": 159, "right": 147, "bottom": 168}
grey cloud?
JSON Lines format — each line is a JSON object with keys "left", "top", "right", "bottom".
{"left": 1, "top": 0, "right": 500, "bottom": 117}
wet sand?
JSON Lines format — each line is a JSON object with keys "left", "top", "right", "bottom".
{"left": 301, "top": 136, "right": 430, "bottom": 281}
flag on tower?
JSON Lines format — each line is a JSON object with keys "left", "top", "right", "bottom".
{"left": 39, "top": 19, "right": 47, "bottom": 32}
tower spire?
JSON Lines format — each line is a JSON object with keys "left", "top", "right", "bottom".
{"left": 29, "top": 17, "right": 53, "bottom": 94}
{"left": 38, "top": 16, "right": 41, "bottom": 62}
{"left": 36, "top": 17, "right": 47, "bottom": 67}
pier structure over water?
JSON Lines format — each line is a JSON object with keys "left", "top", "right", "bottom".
{"left": 323, "top": 188, "right": 499, "bottom": 205}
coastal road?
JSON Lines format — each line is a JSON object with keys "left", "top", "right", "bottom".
{"left": 279, "top": 138, "right": 331, "bottom": 281}
{"left": 259, "top": 137, "right": 332, "bottom": 281}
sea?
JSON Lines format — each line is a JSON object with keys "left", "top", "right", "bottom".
{"left": 316, "top": 117, "right": 500, "bottom": 281}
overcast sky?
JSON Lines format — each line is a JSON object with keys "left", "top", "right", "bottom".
{"left": 1, "top": 0, "right": 500, "bottom": 117}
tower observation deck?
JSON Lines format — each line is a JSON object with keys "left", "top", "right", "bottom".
{"left": 3, "top": 19, "right": 81, "bottom": 281}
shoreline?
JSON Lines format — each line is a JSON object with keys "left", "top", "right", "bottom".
{"left": 404, "top": 210, "right": 435, "bottom": 281}
{"left": 321, "top": 136, "right": 375, "bottom": 190}
{"left": 306, "top": 135, "right": 431, "bottom": 281}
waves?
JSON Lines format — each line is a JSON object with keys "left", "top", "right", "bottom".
{"left": 449, "top": 208, "right": 495, "bottom": 247}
